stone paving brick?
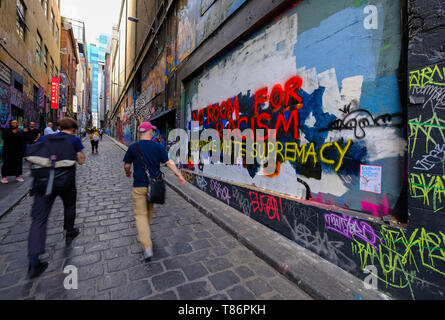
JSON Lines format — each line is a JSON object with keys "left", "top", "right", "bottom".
{"left": 65, "top": 252, "right": 101, "bottom": 267}
{"left": 177, "top": 281, "right": 213, "bottom": 300}
{"left": 78, "top": 263, "right": 105, "bottom": 281}
{"left": 207, "top": 293, "right": 230, "bottom": 300}
{"left": 167, "top": 242, "right": 193, "bottom": 256}
{"left": 147, "top": 290, "right": 178, "bottom": 300}
{"left": 209, "top": 271, "right": 240, "bottom": 291}
{"left": 128, "top": 263, "right": 164, "bottom": 281}
{"left": 107, "top": 256, "right": 141, "bottom": 273}
{"left": 112, "top": 280, "right": 152, "bottom": 300}
{"left": 234, "top": 265, "right": 255, "bottom": 279}
{"left": 227, "top": 285, "right": 256, "bottom": 300}
{"left": 97, "top": 272, "right": 128, "bottom": 291}
{"left": 181, "top": 263, "right": 209, "bottom": 281}
{"left": 204, "top": 257, "right": 233, "bottom": 273}
{"left": 152, "top": 271, "right": 186, "bottom": 292}
{"left": 190, "top": 239, "right": 212, "bottom": 251}
{"left": 245, "top": 278, "right": 274, "bottom": 297}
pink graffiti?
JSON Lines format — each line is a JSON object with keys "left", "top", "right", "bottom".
{"left": 361, "top": 195, "right": 389, "bottom": 217}
{"left": 249, "top": 192, "right": 282, "bottom": 222}
{"left": 324, "top": 213, "right": 381, "bottom": 250}
{"left": 210, "top": 180, "right": 231, "bottom": 205}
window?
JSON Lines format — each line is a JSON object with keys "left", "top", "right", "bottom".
{"left": 44, "top": 46, "right": 48, "bottom": 71}
{"left": 16, "top": 0, "right": 27, "bottom": 41}
{"left": 36, "top": 32, "right": 42, "bottom": 66}
{"left": 55, "top": 24, "right": 59, "bottom": 44}
{"left": 41, "top": 0, "right": 47, "bottom": 18}
{"left": 50, "top": 58, "right": 54, "bottom": 79}
{"left": 50, "top": 10, "right": 54, "bottom": 34}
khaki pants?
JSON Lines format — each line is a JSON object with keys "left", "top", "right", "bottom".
{"left": 132, "top": 187, "right": 154, "bottom": 250}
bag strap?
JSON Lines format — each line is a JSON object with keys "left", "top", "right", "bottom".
{"left": 134, "top": 142, "right": 164, "bottom": 180}
{"left": 134, "top": 142, "right": 152, "bottom": 179}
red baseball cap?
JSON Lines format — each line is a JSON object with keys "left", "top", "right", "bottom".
{"left": 138, "top": 122, "right": 157, "bottom": 133}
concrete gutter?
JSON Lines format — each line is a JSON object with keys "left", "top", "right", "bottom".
{"left": 107, "top": 135, "right": 392, "bottom": 300}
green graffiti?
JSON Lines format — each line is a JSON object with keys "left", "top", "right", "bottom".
{"left": 352, "top": 226, "right": 445, "bottom": 300}
{"left": 409, "top": 64, "right": 445, "bottom": 89}
{"left": 409, "top": 173, "right": 445, "bottom": 213}
{"left": 408, "top": 114, "right": 445, "bottom": 158}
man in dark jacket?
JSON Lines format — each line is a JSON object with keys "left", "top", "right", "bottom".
{"left": 26, "top": 118, "right": 86, "bottom": 278}
{"left": 1, "top": 119, "right": 25, "bottom": 184}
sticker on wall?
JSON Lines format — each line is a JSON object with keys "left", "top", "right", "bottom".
{"left": 360, "top": 165, "right": 382, "bottom": 194}
{"left": 237, "top": 156, "right": 243, "bottom": 172}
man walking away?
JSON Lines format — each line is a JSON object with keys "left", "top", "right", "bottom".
{"left": 44, "top": 122, "right": 56, "bottom": 136}
{"left": 99, "top": 128, "right": 104, "bottom": 140}
{"left": 23, "top": 122, "right": 41, "bottom": 156}
{"left": 123, "top": 122, "right": 186, "bottom": 262}
{"left": 1, "top": 120, "right": 25, "bottom": 184}
{"left": 89, "top": 127, "right": 100, "bottom": 154}
{"left": 26, "top": 118, "right": 86, "bottom": 278}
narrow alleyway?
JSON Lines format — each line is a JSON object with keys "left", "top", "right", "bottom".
{"left": 0, "top": 137, "right": 311, "bottom": 300}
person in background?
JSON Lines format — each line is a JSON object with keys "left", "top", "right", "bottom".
{"left": 1, "top": 120, "right": 25, "bottom": 184}
{"left": 99, "top": 128, "right": 104, "bottom": 140}
{"left": 89, "top": 127, "right": 100, "bottom": 154}
{"left": 23, "top": 122, "right": 41, "bottom": 156}
{"left": 123, "top": 122, "right": 186, "bottom": 262}
{"left": 44, "top": 122, "right": 56, "bottom": 136}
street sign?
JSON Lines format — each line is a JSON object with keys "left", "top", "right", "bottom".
{"left": 51, "top": 77, "right": 59, "bottom": 109}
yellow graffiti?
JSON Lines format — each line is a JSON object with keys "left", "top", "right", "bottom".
{"left": 182, "top": 171, "right": 195, "bottom": 184}
{"left": 194, "top": 139, "right": 352, "bottom": 173}
{"left": 352, "top": 225, "right": 445, "bottom": 299}
{"left": 276, "top": 140, "right": 352, "bottom": 172}
{"left": 409, "top": 63, "right": 445, "bottom": 89}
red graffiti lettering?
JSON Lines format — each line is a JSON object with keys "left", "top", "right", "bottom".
{"left": 249, "top": 192, "right": 282, "bottom": 222}
{"left": 285, "top": 76, "right": 303, "bottom": 108}
{"left": 254, "top": 87, "right": 269, "bottom": 115}
{"left": 274, "top": 109, "right": 299, "bottom": 140}
{"left": 270, "top": 84, "right": 284, "bottom": 111}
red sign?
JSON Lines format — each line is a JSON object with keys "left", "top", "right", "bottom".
{"left": 51, "top": 77, "right": 59, "bottom": 110}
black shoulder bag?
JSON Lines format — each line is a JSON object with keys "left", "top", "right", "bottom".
{"left": 134, "top": 142, "right": 166, "bottom": 204}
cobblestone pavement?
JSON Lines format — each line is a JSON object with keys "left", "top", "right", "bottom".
{"left": 0, "top": 137, "right": 312, "bottom": 300}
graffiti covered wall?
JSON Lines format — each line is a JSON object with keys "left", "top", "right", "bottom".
{"left": 185, "top": 0, "right": 406, "bottom": 218}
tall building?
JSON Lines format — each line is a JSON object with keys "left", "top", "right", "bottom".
{"left": 87, "top": 43, "right": 99, "bottom": 128}
{"left": 98, "top": 34, "right": 111, "bottom": 129}
{"left": 62, "top": 17, "right": 90, "bottom": 130}
{"left": 60, "top": 17, "right": 79, "bottom": 119}
{"left": 0, "top": 0, "right": 62, "bottom": 156}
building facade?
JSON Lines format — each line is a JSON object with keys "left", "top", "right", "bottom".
{"left": 60, "top": 17, "right": 79, "bottom": 119}
{"left": 109, "top": 0, "right": 445, "bottom": 300}
{"left": 0, "top": 0, "right": 62, "bottom": 156}
{"left": 64, "top": 17, "right": 90, "bottom": 131}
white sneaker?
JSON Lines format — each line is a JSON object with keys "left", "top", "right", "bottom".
{"left": 1, "top": 178, "right": 8, "bottom": 184}
{"left": 143, "top": 247, "right": 153, "bottom": 262}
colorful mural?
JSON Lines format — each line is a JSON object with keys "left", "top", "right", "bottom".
{"left": 184, "top": 0, "right": 405, "bottom": 218}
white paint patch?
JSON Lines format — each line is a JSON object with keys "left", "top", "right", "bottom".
{"left": 191, "top": 11, "right": 299, "bottom": 110}
{"left": 305, "top": 112, "right": 316, "bottom": 127}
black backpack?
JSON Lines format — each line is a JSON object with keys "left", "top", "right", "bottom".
{"left": 26, "top": 134, "right": 77, "bottom": 196}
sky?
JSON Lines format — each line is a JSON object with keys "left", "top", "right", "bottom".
{"left": 60, "top": 0, "right": 122, "bottom": 44}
